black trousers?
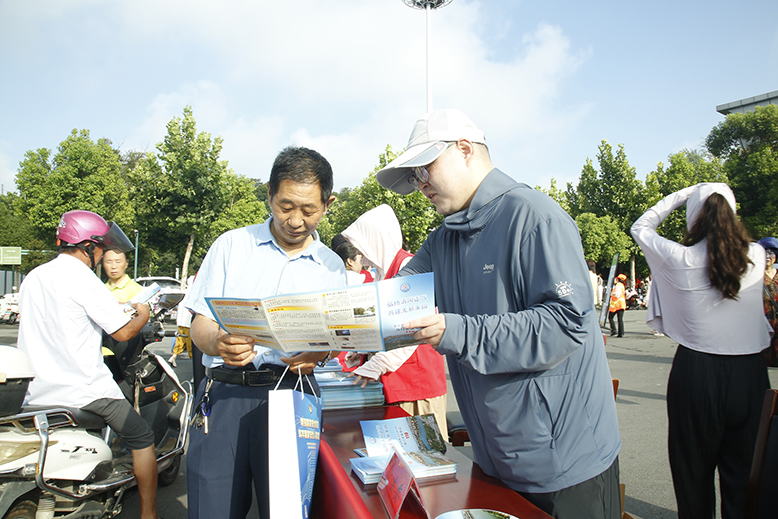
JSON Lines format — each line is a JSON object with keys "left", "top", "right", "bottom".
{"left": 667, "top": 345, "right": 769, "bottom": 519}
{"left": 608, "top": 309, "right": 624, "bottom": 336}
{"left": 519, "top": 457, "right": 621, "bottom": 519}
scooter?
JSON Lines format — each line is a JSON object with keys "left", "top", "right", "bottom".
{"left": 625, "top": 288, "right": 645, "bottom": 310}
{"left": 0, "top": 294, "right": 194, "bottom": 519}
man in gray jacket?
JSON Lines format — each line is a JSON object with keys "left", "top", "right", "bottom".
{"left": 376, "top": 109, "right": 621, "bottom": 518}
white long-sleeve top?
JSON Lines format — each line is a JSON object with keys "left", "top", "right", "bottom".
{"left": 631, "top": 184, "right": 770, "bottom": 355}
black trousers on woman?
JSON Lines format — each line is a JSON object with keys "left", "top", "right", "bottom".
{"left": 667, "top": 345, "right": 769, "bottom": 519}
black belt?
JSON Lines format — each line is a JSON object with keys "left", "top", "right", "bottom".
{"left": 205, "top": 365, "right": 288, "bottom": 386}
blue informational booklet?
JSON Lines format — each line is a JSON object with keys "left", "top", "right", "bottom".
{"left": 360, "top": 414, "right": 447, "bottom": 457}
{"left": 205, "top": 272, "right": 435, "bottom": 353}
{"left": 350, "top": 414, "right": 457, "bottom": 485}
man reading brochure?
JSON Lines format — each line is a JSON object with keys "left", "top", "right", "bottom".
{"left": 185, "top": 146, "right": 346, "bottom": 519}
{"left": 377, "top": 109, "right": 622, "bottom": 519}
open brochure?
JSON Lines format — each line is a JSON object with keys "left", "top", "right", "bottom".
{"left": 121, "top": 282, "right": 161, "bottom": 314}
{"left": 205, "top": 272, "right": 435, "bottom": 354}
{"left": 350, "top": 414, "right": 457, "bottom": 485}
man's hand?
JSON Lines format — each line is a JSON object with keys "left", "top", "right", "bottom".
{"left": 217, "top": 331, "right": 257, "bottom": 367}
{"left": 131, "top": 302, "right": 150, "bottom": 320}
{"left": 111, "top": 302, "right": 150, "bottom": 342}
{"left": 280, "top": 351, "right": 329, "bottom": 376}
{"left": 404, "top": 314, "right": 447, "bottom": 348}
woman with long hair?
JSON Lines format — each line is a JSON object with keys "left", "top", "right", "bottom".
{"left": 631, "top": 183, "right": 770, "bottom": 519}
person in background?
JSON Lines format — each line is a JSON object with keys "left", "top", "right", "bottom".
{"left": 340, "top": 204, "right": 447, "bottom": 434}
{"left": 608, "top": 274, "right": 627, "bottom": 337}
{"left": 103, "top": 249, "right": 142, "bottom": 303}
{"left": 332, "top": 235, "right": 373, "bottom": 285}
{"left": 18, "top": 210, "right": 159, "bottom": 519}
{"left": 185, "top": 146, "right": 345, "bottom": 519}
{"left": 632, "top": 183, "right": 770, "bottom": 519}
{"left": 587, "top": 260, "right": 601, "bottom": 306}
{"left": 644, "top": 275, "right": 664, "bottom": 336}
{"left": 377, "top": 109, "right": 620, "bottom": 518}
{"left": 757, "top": 236, "right": 778, "bottom": 366}
{"left": 169, "top": 276, "right": 195, "bottom": 368}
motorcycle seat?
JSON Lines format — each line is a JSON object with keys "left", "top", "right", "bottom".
{"left": 19, "top": 406, "right": 106, "bottom": 430}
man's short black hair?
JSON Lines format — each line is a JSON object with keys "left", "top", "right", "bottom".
{"left": 268, "top": 146, "right": 334, "bottom": 204}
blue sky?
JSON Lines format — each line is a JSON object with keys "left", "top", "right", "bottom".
{"left": 1, "top": 0, "right": 776, "bottom": 196}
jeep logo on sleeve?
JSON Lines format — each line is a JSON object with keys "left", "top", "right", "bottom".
{"left": 483, "top": 264, "right": 494, "bottom": 274}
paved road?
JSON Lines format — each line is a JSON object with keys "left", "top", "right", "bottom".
{"left": 4, "top": 312, "right": 777, "bottom": 518}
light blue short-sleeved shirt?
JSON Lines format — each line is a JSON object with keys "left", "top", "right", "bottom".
{"left": 187, "top": 219, "right": 347, "bottom": 369}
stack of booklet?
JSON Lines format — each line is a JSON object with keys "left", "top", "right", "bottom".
{"left": 350, "top": 414, "right": 458, "bottom": 484}
{"left": 313, "top": 359, "right": 384, "bottom": 410}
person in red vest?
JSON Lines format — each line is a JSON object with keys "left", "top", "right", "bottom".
{"left": 609, "top": 273, "right": 627, "bottom": 337}
{"left": 341, "top": 204, "right": 448, "bottom": 434}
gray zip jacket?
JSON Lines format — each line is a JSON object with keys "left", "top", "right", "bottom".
{"left": 400, "top": 169, "right": 621, "bottom": 493}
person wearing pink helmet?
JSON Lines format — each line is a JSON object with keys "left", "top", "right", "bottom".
{"left": 18, "top": 210, "right": 161, "bottom": 519}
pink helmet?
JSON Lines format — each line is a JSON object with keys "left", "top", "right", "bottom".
{"left": 56, "top": 210, "right": 134, "bottom": 253}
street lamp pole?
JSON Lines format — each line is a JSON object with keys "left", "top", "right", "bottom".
{"left": 133, "top": 229, "right": 139, "bottom": 279}
{"left": 402, "top": 0, "right": 452, "bottom": 113}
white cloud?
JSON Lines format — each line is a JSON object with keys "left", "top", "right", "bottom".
{"left": 96, "top": 0, "right": 590, "bottom": 191}
{"left": 2, "top": 0, "right": 594, "bottom": 193}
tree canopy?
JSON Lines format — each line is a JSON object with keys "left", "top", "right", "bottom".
{"left": 705, "top": 104, "right": 778, "bottom": 239}
{"left": 7, "top": 104, "right": 773, "bottom": 287}
{"left": 16, "top": 129, "right": 134, "bottom": 245}
{"left": 131, "top": 106, "right": 266, "bottom": 280}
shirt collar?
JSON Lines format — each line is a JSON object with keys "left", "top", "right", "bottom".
{"left": 254, "top": 218, "right": 326, "bottom": 266}
{"left": 106, "top": 274, "right": 131, "bottom": 291}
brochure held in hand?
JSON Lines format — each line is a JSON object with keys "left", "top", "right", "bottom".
{"left": 206, "top": 272, "right": 435, "bottom": 354}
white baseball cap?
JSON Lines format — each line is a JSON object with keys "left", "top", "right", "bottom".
{"left": 377, "top": 109, "right": 486, "bottom": 195}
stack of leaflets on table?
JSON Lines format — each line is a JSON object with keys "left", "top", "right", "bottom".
{"left": 313, "top": 361, "right": 384, "bottom": 409}
{"left": 350, "top": 413, "right": 457, "bottom": 484}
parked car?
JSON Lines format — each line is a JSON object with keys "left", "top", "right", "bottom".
{"left": 0, "top": 291, "right": 19, "bottom": 324}
{"left": 135, "top": 276, "right": 186, "bottom": 323}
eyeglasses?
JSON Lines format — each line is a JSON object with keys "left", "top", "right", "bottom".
{"left": 406, "top": 141, "right": 459, "bottom": 191}
{"left": 408, "top": 166, "right": 430, "bottom": 190}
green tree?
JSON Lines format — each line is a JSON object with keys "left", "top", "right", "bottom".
{"left": 535, "top": 178, "right": 570, "bottom": 213}
{"left": 132, "top": 106, "right": 266, "bottom": 282}
{"left": 15, "top": 129, "right": 134, "bottom": 244}
{"left": 0, "top": 193, "right": 54, "bottom": 274}
{"left": 564, "top": 141, "right": 647, "bottom": 280}
{"left": 575, "top": 213, "right": 632, "bottom": 267}
{"left": 565, "top": 141, "right": 646, "bottom": 230}
{"left": 705, "top": 104, "right": 778, "bottom": 238}
{"left": 322, "top": 145, "right": 442, "bottom": 252}
{"left": 252, "top": 178, "right": 270, "bottom": 213}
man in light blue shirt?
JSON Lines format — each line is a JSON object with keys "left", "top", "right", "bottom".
{"left": 186, "top": 146, "right": 346, "bottom": 519}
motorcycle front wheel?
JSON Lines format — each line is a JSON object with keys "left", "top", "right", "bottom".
{"left": 3, "top": 500, "right": 36, "bottom": 519}
{"left": 158, "top": 453, "right": 182, "bottom": 487}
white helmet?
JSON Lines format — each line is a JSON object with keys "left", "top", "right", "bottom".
{"left": 0, "top": 345, "right": 35, "bottom": 382}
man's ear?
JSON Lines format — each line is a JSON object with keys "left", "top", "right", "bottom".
{"left": 456, "top": 139, "right": 476, "bottom": 165}
{"left": 323, "top": 195, "right": 336, "bottom": 213}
